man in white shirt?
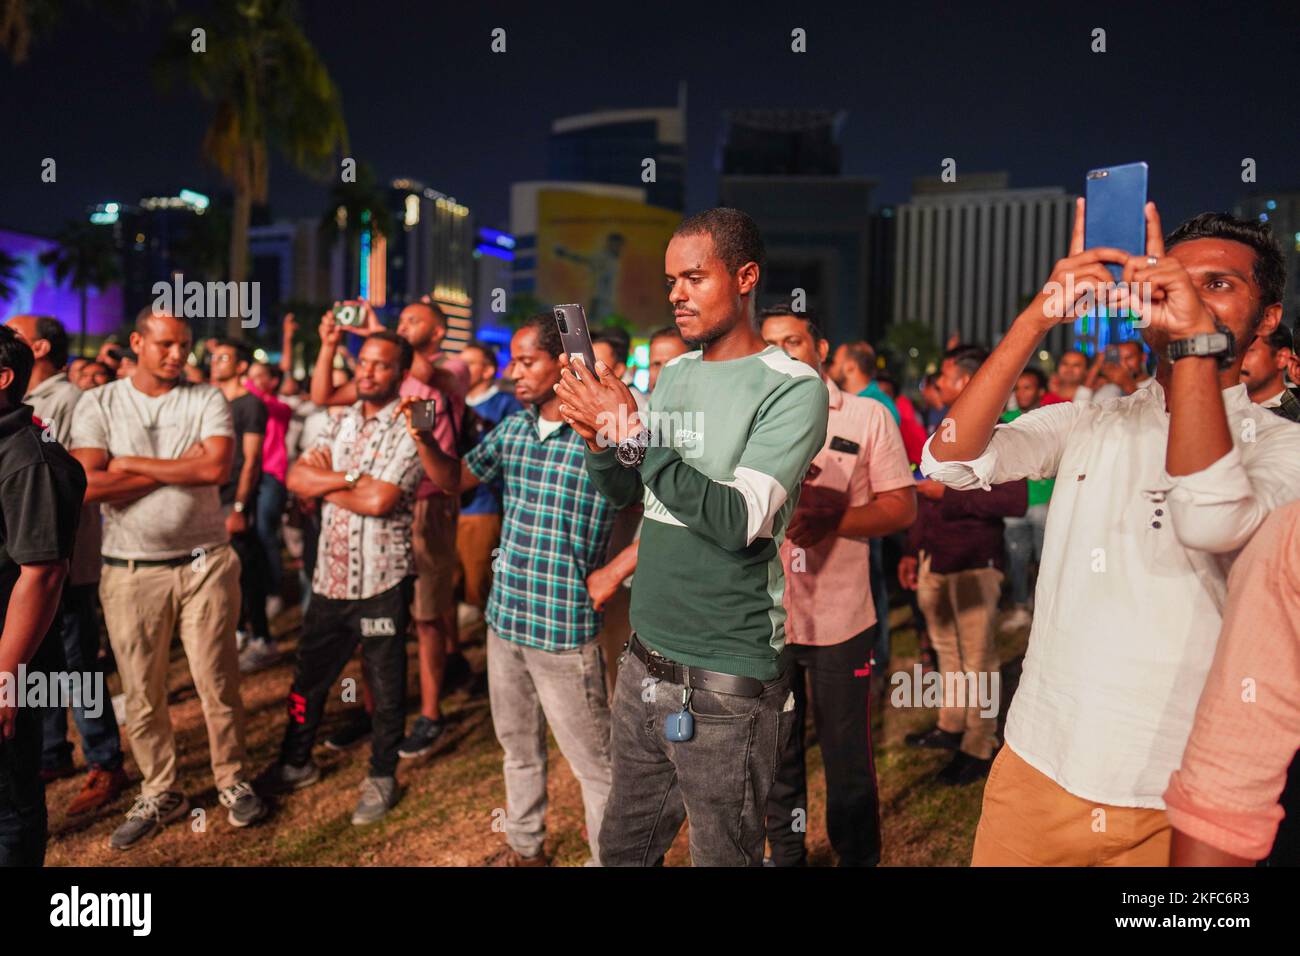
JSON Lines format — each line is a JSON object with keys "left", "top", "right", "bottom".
{"left": 1241, "top": 324, "right": 1300, "bottom": 422}
{"left": 924, "top": 205, "right": 1300, "bottom": 866}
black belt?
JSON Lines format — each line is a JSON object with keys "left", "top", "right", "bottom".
{"left": 103, "top": 546, "right": 225, "bottom": 569}
{"left": 628, "top": 634, "right": 770, "bottom": 698}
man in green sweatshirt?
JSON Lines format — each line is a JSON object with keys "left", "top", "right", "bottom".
{"left": 555, "top": 207, "right": 828, "bottom": 865}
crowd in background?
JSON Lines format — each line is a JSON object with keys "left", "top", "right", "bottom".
{"left": 1, "top": 205, "right": 1299, "bottom": 868}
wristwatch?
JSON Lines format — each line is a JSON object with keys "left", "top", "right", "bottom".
{"left": 344, "top": 469, "right": 362, "bottom": 487}
{"left": 232, "top": 501, "right": 246, "bottom": 514}
{"left": 615, "top": 427, "right": 651, "bottom": 469}
{"left": 1167, "top": 324, "right": 1236, "bottom": 369}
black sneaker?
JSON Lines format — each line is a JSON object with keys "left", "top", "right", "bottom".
{"left": 397, "top": 715, "right": 446, "bottom": 759}
{"left": 260, "top": 760, "right": 322, "bottom": 792}
{"left": 218, "top": 781, "right": 269, "bottom": 827}
{"left": 936, "top": 751, "right": 993, "bottom": 786}
{"left": 109, "top": 791, "right": 189, "bottom": 850}
{"left": 324, "top": 711, "right": 372, "bottom": 751}
{"left": 904, "top": 727, "right": 963, "bottom": 750}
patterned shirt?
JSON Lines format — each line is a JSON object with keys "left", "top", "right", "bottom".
{"left": 311, "top": 398, "right": 423, "bottom": 601}
{"left": 464, "top": 407, "right": 615, "bottom": 651}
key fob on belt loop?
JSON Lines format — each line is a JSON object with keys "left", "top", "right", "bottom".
{"left": 664, "top": 684, "right": 694, "bottom": 742}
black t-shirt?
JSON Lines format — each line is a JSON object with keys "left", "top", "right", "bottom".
{"left": 0, "top": 402, "right": 86, "bottom": 670}
{"left": 221, "top": 391, "right": 268, "bottom": 506}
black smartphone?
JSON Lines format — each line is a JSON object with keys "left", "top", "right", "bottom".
{"left": 553, "top": 303, "right": 598, "bottom": 381}
{"left": 333, "top": 301, "right": 368, "bottom": 328}
{"left": 1104, "top": 344, "right": 1121, "bottom": 364}
{"left": 408, "top": 399, "right": 437, "bottom": 432}
{"left": 1085, "top": 162, "right": 1148, "bottom": 281}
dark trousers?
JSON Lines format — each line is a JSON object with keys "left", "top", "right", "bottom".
{"left": 41, "top": 582, "right": 123, "bottom": 772}
{"left": 599, "top": 643, "right": 793, "bottom": 866}
{"left": 255, "top": 474, "right": 287, "bottom": 592}
{"left": 0, "top": 704, "right": 48, "bottom": 866}
{"left": 230, "top": 527, "right": 270, "bottom": 640}
{"left": 279, "top": 579, "right": 411, "bottom": 778}
{"left": 766, "top": 626, "right": 881, "bottom": 866}
{"left": 869, "top": 539, "right": 891, "bottom": 668}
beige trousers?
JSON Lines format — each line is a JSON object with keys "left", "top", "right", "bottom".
{"left": 99, "top": 543, "right": 247, "bottom": 796}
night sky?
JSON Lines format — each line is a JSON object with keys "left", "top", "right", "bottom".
{"left": 3, "top": 0, "right": 1299, "bottom": 237}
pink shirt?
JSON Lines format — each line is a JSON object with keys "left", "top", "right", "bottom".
{"left": 400, "top": 375, "right": 458, "bottom": 499}
{"left": 779, "top": 379, "right": 915, "bottom": 647}
{"left": 245, "top": 379, "right": 291, "bottom": 483}
{"left": 1163, "top": 501, "right": 1300, "bottom": 860}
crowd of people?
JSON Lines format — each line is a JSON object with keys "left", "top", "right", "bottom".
{"left": 0, "top": 202, "right": 1297, "bottom": 868}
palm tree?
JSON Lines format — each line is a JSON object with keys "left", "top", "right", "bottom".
{"left": 0, "top": 249, "right": 20, "bottom": 305}
{"left": 39, "top": 220, "right": 122, "bottom": 355}
{"left": 320, "top": 160, "right": 394, "bottom": 298}
{"left": 155, "top": 0, "right": 348, "bottom": 336}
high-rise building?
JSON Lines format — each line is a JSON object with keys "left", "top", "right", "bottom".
{"left": 892, "top": 175, "right": 1076, "bottom": 354}
{"left": 472, "top": 226, "right": 516, "bottom": 348}
{"left": 547, "top": 88, "right": 686, "bottom": 212}
{"left": 719, "top": 109, "right": 874, "bottom": 346}
{"left": 1235, "top": 192, "right": 1300, "bottom": 327}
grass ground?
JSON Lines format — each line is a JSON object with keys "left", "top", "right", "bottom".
{"left": 43, "top": 603, "right": 1030, "bottom": 867}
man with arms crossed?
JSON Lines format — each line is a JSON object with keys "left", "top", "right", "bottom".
{"left": 557, "top": 208, "right": 829, "bottom": 866}
{"left": 925, "top": 205, "right": 1300, "bottom": 865}
{"left": 71, "top": 309, "right": 267, "bottom": 850}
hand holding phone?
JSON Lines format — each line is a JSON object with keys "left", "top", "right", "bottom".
{"left": 1085, "top": 162, "right": 1148, "bottom": 281}
{"left": 553, "top": 304, "right": 598, "bottom": 381}
{"left": 408, "top": 399, "right": 437, "bottom": 432}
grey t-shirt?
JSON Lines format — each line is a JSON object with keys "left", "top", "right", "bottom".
{"left": 27, "top": 372, "right": 103, "bottom": 585}
{"left": 69, "top": 378, "right": 234, "bottom": 559}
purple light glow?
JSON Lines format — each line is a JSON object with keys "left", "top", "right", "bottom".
{"left": 0, "top": 228, "right": 123, "bottom": 342}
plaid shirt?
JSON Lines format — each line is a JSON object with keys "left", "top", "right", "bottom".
{"left": 464, "top": 408, "right": 615, "bottom": 651}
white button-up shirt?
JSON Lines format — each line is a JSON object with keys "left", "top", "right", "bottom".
{"left": 921, "top": 380, "right": 1300, "bottom": 808}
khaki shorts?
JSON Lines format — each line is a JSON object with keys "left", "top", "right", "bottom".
{"left": 411, "top": 494, "right": 458, "bottom": 622}
{"left": 455, "top": 512, "right": 501, "bottom": 610}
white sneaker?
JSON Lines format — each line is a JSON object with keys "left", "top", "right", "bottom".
{"left": 265, "top": 596, "right": 285, "bottom": 621}
{"left": 112, "top": 692, "right": 127, "bottom": 725}
{"left": 457, "top": 602, "right": 483, "bottom": 630}
{"left": 1000, "top": 607, "right": 1032, "bottom": 632}
{"left": 238, "top": 638, "right": 280, "bottom": 674}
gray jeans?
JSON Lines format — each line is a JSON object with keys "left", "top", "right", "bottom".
{"left": 486, "top": 628, "right": 612, "bottom": 862}
{"left": 599, "top": 643, "right": 794, "bottom": 866}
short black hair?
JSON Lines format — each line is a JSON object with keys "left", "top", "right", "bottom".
{"left": 874, "top": 368, "right": 898, "bottom": 392}
{"left": 759, "top": 304, "right": 825, "bottom": 343}
{"left": 1019, "top": 366, "right": 1048, "bottom": 391}
{"left": 0, "top": 325, "right": 35, "bottom": 405}
{"left": 462, "top": 339, "right": 498, "bottom": 370}
{"left": 592, "top": 326, "right": 631, "bottom": 366}
{"left": 518, "top": 313, "right": 563, "bottom": 359}
{"left": 1060, "top": 348, "right": 1086, "bottom": 362}
{"left": 214, "top": 337, "right": 254, "bottom": 369}
{"left": 1166, "top": 212, "right": 1287, "bottom": 308}
{"left": 414, "top": 295, "right": 449, "bottom": 328}
{"left": 649, "top": 325, "right": 684, "bottom": 346}
{"left": 32, "top": 316, "right": 69, "bottom": 368}
{"left": 840, "top": 341, "right": 877, "bottom": 377}
{"left": 366, "top": 330, "right": 414, "bottom": 372}
{"left": 1261, "top": 322, "right": 1294, "bottom": 354}
{"left": 944, "top": 343, "right": 988, "bottom": 377}
{"left": 672, "top": 207, "right": 766, "bottom": 274}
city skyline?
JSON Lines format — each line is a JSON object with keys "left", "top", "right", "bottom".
{"left": 4, "top": 1, "right": 1299, "bottom": 239}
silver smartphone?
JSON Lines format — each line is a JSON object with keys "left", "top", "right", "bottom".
{"left": 553, "top": 303, "right": 598, "bottom": 380}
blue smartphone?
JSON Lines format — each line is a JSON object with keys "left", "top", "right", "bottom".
{"left": 1085, "top": 162, "right": 1148, "bottom": 282}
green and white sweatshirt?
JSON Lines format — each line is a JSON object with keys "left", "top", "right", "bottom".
{"left": 586, "top": 345, "right": 829, "bottom": 679}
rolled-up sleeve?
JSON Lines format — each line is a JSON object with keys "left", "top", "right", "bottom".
{"left": 1163, "top": 420, "right": 1300, "bottom": 554}
{"left": 921, "top": 402, "right": 1080, "bottom": 491}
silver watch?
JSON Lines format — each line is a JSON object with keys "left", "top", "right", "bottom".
{"left": 614, "top": 428, "right": 650, "bottom": 468}
{"left": 344, "top": 469, "right": 361, "bottom": 487}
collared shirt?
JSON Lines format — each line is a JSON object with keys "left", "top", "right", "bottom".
{"left": 857, "top": 381, "right": 900, "bottom": 425}
{"left": 1259, "top": 386, "right": 1300, "bottom": 422}
{"left": 921, "top": 380, "right": 1300, "bottom": 808}
{"left": 780, "top": 379, "right": 913, "bottom": 646}
{"left": 311, "top": 398, "right": 423, "bottom": 601}
{"left": 465, "top": 407, "right": 615, "bottom": 652}
{"left": 27, "top": 372, "right": 101, "bottom": 585}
